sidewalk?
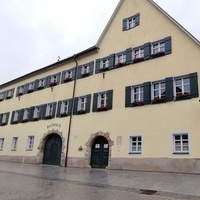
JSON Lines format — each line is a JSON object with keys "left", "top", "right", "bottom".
{"left": 0, "top": 161, "right": 200, "bottom": 199}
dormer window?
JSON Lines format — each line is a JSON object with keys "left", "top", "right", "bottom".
{"left": 123, "top": 13, "right": 140, "bottom": 31}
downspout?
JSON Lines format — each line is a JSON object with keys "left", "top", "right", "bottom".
{"left": 65, "top": 54, "right": 78, "bottom": 167}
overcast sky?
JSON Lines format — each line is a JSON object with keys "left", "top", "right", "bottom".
{"left": 0, "top": 0, "right": 199, "bottom": 85}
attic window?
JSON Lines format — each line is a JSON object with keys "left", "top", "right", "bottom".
{"left": 123, "top": 13, "right": 140, "bottom": 31}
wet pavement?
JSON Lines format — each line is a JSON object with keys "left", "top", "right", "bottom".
{"left": 0, "top": 161, "right": 200, "bottom": 200}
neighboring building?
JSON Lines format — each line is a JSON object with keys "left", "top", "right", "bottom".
{"left": 0, "top": 0, "right": 200, "bottom": 174}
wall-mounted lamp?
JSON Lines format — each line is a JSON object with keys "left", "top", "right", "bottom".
{"left": 102, "top": 72, "right": 106, "bottom": 79}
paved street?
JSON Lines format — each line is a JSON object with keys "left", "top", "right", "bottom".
{"left": 0, "top": 161, "right": 200, "bottom": 200}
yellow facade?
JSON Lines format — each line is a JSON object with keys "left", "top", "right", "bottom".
{"left": 0, "top": 0, "right": 200, "bottom": 173}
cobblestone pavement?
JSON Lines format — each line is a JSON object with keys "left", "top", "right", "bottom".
{"left": 0, "top": 171, "right": 198, "bottom": 200}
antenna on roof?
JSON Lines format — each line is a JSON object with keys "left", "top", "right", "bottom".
{"left": 57, "top": 56, "right": 61, "bottom": 61}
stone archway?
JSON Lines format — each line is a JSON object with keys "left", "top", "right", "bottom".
{"left": 84, "top": 131, "right": 114, "bottom": 169}
{"left": 37, "top": 129, "right": 66, "bottom": 166}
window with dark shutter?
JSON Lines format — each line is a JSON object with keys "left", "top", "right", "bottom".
{"left": 122, "top": 13, "right": 140, "bottom": 31}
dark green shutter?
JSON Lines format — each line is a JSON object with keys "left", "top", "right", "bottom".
{"left": 73, "top": 97, "right": 78, "bottom": 115}
{"left": 107, "top": 90, "right": 113, "bottom": 110}
{"left": 135, "top": 13, "right": 140, "bottom": 26}
{"left": 40, "top": 105, "right": 46, "bottom": 120}
{"left": 92, "top": 93, "right": 98, "bottom": 112}
{"left": 56, "top": 72, "right": 61, "bottom": 84}
{"left": 5, "top": 112, "right": 10, "bottom": 125}
{"left": 95, "top": 59, "right": 101, "bottom": 74}
{"left": 24, "top": 83, "right": 29, "bottom": 94}
{"left": 89, "top": 62, "right": 94, "bottom": 75}
{"left": 68, "top": 99, "right": 72, "bottom": 115}
{"left": 125, "top": 86, "right": 132, "bottom": 107}
{"left": 165, "top": 77, "right": 174, "bottom": 101}
{"left": 123, "top": 18, "right": 127, "bottom": 31}
{"left": 143, "top": 82, "right": 151, "bottom": 105}
{"left": 0, "top": 114, "right": 2, "bottom": 126}
{"left": 165, "top": 36, "right": 172, "bottom": 55}
{"left": 52, "top": 102, "right": 57, "bottom": 118}
{"left": 34, "top": 79, "right": 39, "bottom": 90}
{"left": 61, "top": 71, "right": 66, "bottom": 83}
{"left": 77, "top": 66, "right": 82, "bottom": 79}
{"left": 143, "top": 42, "right": 151, "bottom": 60}
{"left": 109, "top": 54, "right": 115, "bottom": 69}
{"left": 190, "top": 72, "right": 199, "bottom": 98}
{"left": 29, "top": 107, "right": 34, "bottom": 121}
{"left": 16, "top": 86, "right": 20, "bottom": 97}
{"left": 86, "top": 94, "right": 91, "bottom": 113}
{"left": 19, "top": 109, "right": 23, "bottom": 123}
{"left": 46, "top": 76, "right": 51, "bottom": 87}
{"left": 126, "top": 48, "right": 133, "bottom": 65}
{"left": 72, "top": 68, "right": 76, "bottom": 80}
{"left": 11, "top": 111, "right": 15, "bottom": 124}
{"left": 56, "top": 101, "right": 62, "bottom": 117}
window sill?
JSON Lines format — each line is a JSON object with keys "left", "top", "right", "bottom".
{"left": 77, "top": 110, "right": 86, "bottom": 114}
{"left": 32, "top": 118, "right": 39, "bottom": 121}
{"left": 132, "top": 101, "right": 144, "bottom": 107}
{"left": 151, "top": 98, "right": 166, "bottom": 104}
{"left": 11, "top": 149, "right": 17, "bottom": 151}
{"left": 45, "top": 116, "right": 52, "bottom": 120}
{"left": 27, "top": 89, "right": 34, "bottom": 93}
{"left": 59, "top": 113, "right": 68, "bottom": 117}
{"left": 26, "top": 149, "right": 33, "bottom": 151}
{"left": 129, "top": 152, "right": 141, "bottom": 154}
{"left": 173, "top": 152, "right": 189, "bottom": 155}
{"left": 99, "top": 67, "right": 109, "bottom": 72}
{"left": 49, "top": 82, "right": 56, "bottom": 87}
{"left": 152, "top": 51, "right": 165, "bottom": 58}
{"left": 115, "top": 62, "right": 125, "bottom": 68}
{"left": 22, "top": 119, "right": 29, "bottom": 123}
{"left": 64, "top": 78, "right": 72, "bottom": 83}
{"left": 133, "top": 58, "right": 143, "bottom": 63}
{"left": 81, "top": 73, "right": 90, "bottom": 78}
{"left": 97, "top": 107, "right": 108, "bottom": 112}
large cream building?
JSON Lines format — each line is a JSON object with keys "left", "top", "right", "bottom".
{"left": 0, "top": 0, "right": 200, "bottom": 174}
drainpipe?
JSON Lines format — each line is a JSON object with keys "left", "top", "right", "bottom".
{"left": 65, "top": 54, "right": 78, "bottom": 167}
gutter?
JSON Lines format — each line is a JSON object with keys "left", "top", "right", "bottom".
{"left": 65, "top": 54, "right": 78, "bottom": 167}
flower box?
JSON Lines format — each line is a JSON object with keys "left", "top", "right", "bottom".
{"left": 97, "top": 106, "right": 108, "bottom": 111}
{"left": 1, "top": 122, "right": 7, "bottom": 126}
{"left": 32, "top": 117, "right": 39, "bottom": 121}
{"left": 115, "top": 62, "right": 125, "bottom": 67}
{"left": 38, "top": 86, "right": 44, "bottom": 90}
{"left": 176, "top": 93, "right": 191, "bottom": 100}
{"left": 152, "top": 51, "right": 165, "bottom": 58}
{"left": 50, "top": 82, "right": 56, "bottom": 87}
{"left": 133, "top": 57, "right": 143, "bottom": 63}
{"left": 27, "top": 89, "right": 33, "bottom": 93}
{"left": 81, "top": 73, "right": 90, "bottom": 77}
{"left": 64, "top": 78, "right": 72, "bottom": 82}
{"left": 132, "top": 101, "right": 144, "bottom": 107}
{"left": 99, "top": 67, "right": 109, "bottom": 71}
{"left": 22, "top": 119, "right": 28, "bottom": 123}
{"left": 152, "top": 97, "right": 166, "bottom": 104}
{"left": 45, "top": 115, "right": 52, "bottom": 119}
{"left": 77, "top": 109, "right": 86, "bottom": 114}
{"left": 60, "top": 113, "right": 67, "bottom": 117}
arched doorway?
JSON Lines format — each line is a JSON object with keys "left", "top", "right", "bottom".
{"left": 90, "top": 136, "right": 109, "bottom": 168}
{"left": 43, "top": 134, "right": 62, "bottom": 165}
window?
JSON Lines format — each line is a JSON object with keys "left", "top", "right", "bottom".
{"left": 101, "top": 58, "right": 109, "bottom": 69}
{"left": 115, "top": 53, "right": 126, "bottom": 67}
{"left": 26, "top": 136, "right": 34, "bottom": 151}
{"left": 38, "top": 79, "right": 45, "bottom": 88}
{"left": 78, "top": 97, "right": 86, "bottom": 111}
{"left": 22, "top": 109, "right": 29, "bottom": 122}
{"left": 123, "top": 13, "right": 140, "bottom": 31}
{"left": 74, "top": 95, "right": 91, "bottom": 115}
{"left": 151, "top": 81, "right": 166, "bottom": 104}
{"left": 129, "top": 136, "right": 142, "bottom": 154}
{"left": 131, "top": 86, "right": 143, "bottom": 106}
{"left": 81, "top": 65, "right": 89, "bottom": 75}
{"left": 175, "top": 77, "right": 190, "bottom": 99}
{"left": 33, "top": 107, "right": 40, "bottom": 120}
{"left": 57, "top": 100, "right": 72, "bottom": 117}
{"left": 0, "top": 92, "right": 4, "bottom": 101}
{"left": 2, "top": 113, "right": 8, "bottom": 124}
{"left": 173, "top": 134, "right": 189, "bottom": 154}
{"left": 27, "top": 82, "right": 34, "bottom": 93}
{"left": 6, "top": 89, "right": 14, "bottom": 99}
{"left": 152, "top": 42, "right": 165, "bottom": 54}
{"left": 13, "top": 111, "right": 19, "bottom": 123}
{"left": 0, "top": 138, "right": 4, "bottom": 151}
{"left": 11, "top": 137, "right": 18, "bottom": 151}
{"left": 93, "top": 90, "right": 113, "bottom": 112}
{"left": 133, "top": 48, "right": 144, "bottom": 62}
{"left": 18, "top": 86, "right": 24, "bottom": 95}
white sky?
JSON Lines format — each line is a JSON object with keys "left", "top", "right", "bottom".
{"left": 0, "top": 0, "right": 199, "bottom": 85}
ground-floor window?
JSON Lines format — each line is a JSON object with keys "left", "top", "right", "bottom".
{"left": 129, "top": 135, "right": 142, "bottom": 154}
{"left": 26, "top": 136, "right": 34, "bottom": 151}
{"left": 0, "top": 138, "right": 4, "bottom": 150}
{"left": 11, "top": 137, "right": 18, "bottom": 151}
{"left": 173, "top": 133, "right": 189, "bottom": 154}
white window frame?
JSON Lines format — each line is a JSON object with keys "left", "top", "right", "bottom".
{"left": 101, "top": 58, "right": 109, "bottom": 69}
{"left": 51, "top": 75, "right": 57, "bottom": 83}
{"left": 174, "top": 76, "right": 190, "bottom": 97}
{"left": 152, "top": 42, "right": 165, "bottom": 54}
{"left": 131, "top": 85, "right": 143, "bottom": 103}
{"left": 7, "top": 90, "right": 13, "bottom": 98}
{"left": 18, "top": 86, "right": 24, "bottom": 95}
{"left": 13, "top": 111, "right": 19, "bottom": 122}
{"left": 152, "top": 81, "right": 166, "bottom": 99}
{"left": 33, "top": 107, "right": 40, "bottom": 119}
{"left": 61, "top": 101, "right": 68, "bottom": 114}
{"left": 81, "top": 65, "right": 89, "bottom": 75}
{"left": 133, "top": 48, "right": 144, "bottom": 59}
{"left": 2, "top": 113, "right": 7, "bottom": 124}
{"left": 78, "top": 97, "right": 86, "bottom": 111}
{"left": 38, "top": 79, "right": 45, "bottom": 87}
{"left": 26, "top": 136, "right": 34, "bottom": 151}
{"left": 11, "top": 137, "right": 18, "bottom": 151}
{"left": 23, "top": 109, "right": 29, "bottom": 120}
{"left": 129, "top": 135, "right": 142, "bottom": 154}
{"left": 46, "top": 104, "right": 53, "bottom": 116}
{"left": 172, "top": 133, "right": 189, "bottom": 154}
{"left": 98, "top": 93, "right": 107, "bottom": 108}
{"left": 0, "top": 138, "right": 4, "bottom": 150}
{"left": 28, "top": 83, "right": 34, "bottom": 90}
{"left": 116, "top": 54, "right": 126, "bottom": 64}
{"left": 65, "top": 70, "right": 72, "bottom": 79}
{"left": 127, "top": 17, "right": 136, "bottom": 29}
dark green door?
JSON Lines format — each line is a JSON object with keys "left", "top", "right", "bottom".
{"left": 43, "top": 134, "right": 62, "bottom": 166}
{"left": 91, "top": 136, "right": 109, "bottom": 169}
